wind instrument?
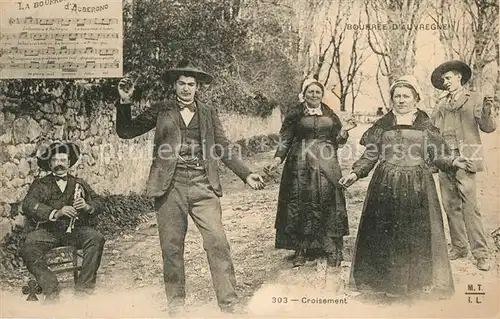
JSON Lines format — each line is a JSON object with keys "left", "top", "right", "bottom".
{"left": 67, "top": 183, "right": 82, "bottom": 233}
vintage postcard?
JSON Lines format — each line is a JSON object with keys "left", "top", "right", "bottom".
{"left": 0, "top": 0, "right": 498, "bottom": 318}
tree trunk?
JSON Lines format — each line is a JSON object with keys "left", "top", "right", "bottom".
{"left": 339, "top": 94, "right": 346, "bottom": 112}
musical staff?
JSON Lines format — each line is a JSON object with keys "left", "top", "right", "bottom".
{"left": 0, "top": 46, "right": 119, "bottom": 56}
{"left": 1, "top": 32, "right": 119, "bottom": 41}
{"left": 0, "top": 61, "right": 120, "bottom": 71}
{"left": 8, "top": 17, "right": 119, "bottom": 26}
{"left": 0, "top": 0, "right": 122, "bottom": 78}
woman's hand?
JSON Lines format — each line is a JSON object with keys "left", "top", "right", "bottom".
{"left": 342, "top": 115, "right": 357, "bottom": 132}
{"left": 452, "top": 156, "right": 474, "bottom": 172}
{"left": 338, "top": 172, "right": 358, "bottom": 188}
{"left": 264, "top": 157, "right": 282, "bottom": 175}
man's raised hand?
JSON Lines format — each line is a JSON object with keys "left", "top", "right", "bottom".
{"left": 117, "top": 78, "right": 135, "bottom": 103}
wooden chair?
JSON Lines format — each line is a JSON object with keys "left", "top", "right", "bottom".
{"left": 45, "top": 246, "right": 83, "bottom": 283}
{"left": 22, "top": 245, "right": 83, "bottom": 300}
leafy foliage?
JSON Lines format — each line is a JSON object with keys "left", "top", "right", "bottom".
{"left": 1, "top": 0, "right": 300, "bottom": 118}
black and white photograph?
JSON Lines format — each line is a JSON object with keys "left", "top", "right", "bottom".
{"left": 0, "top": 0, "right": 499, "bottom": 317}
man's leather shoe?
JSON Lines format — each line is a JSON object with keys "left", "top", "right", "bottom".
{"left": 220, "top": 301, "right": 246, "bottom": 314}
{"left": 168, "top": 302, "right": 186, "bottom": 317}
{"left": 43, "top": 292, "right": 60, "bottom": 304}
{"left": 326, "top": 254, "right": 340, "bottom": 267}
{"left": 449, "top": 249, "right": 468, "bottom": 260}
{"left": 476, "top": 258, "right": 490, "bottom": 271}
{"left": 293, "top": 250, "right": 306, "bottom": 267}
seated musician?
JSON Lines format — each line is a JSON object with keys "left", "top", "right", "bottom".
{"left": 19, "top": 141, "right": 105, "bottom": 301}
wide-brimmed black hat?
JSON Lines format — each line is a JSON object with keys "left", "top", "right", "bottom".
{"left": 431, "top": 60, "right": 472, "bottom": 90}
{"left": 36, "top": 141, "right": 81, "bottom": 171}
{"left": 163, "top": 59, "right": 213, "bottom": 84}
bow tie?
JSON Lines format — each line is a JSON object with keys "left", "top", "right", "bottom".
{"left": 178, "top": 101, "right": 196, "bottom": 113}
{"left": 53, "top": 175, "right": 68, "bottom": 181}
{"left": 304, "top": 107, "right": 323, "bottom": 116}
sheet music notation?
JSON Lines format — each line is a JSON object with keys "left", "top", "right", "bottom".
{"left": 8, "top": 17, "right": 119, "bottom": 26}
{"left": 0, "top": 61, "right": 120, "bottom": 71}
{"left": 1, "top": 32, "right": 119, "bottom": 40}
{"left": 0, "top": 47, "right": 118, "bottom": 56}
{"left": 0, "top": 1, "right": 123, "bottom": 78}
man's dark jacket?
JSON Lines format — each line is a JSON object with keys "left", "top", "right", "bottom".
{"left": 22, "top": 174, "right": 102, "bottom": 233}
{"left": 115, "top": 99, "right": 252, "bottom": 198}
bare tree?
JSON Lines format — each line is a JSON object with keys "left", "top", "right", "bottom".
{"left": 467, "top": 0, "right": 498, "bottom": 89}
{"left": 287, "top": 0, "right": 330, "bottom": 78}
{"left": 364, "top": 0, "right": 430, "bottom": 84}
{"left": 429, "top": 0, "right": 475, "bottom": 62}
{"left": 375, "top": 56, "right": 390, "bottom": 110}
{"left": 307, "top": 0, "right": 370, "bottom": 111}
{"left": 429, "top": 0, "right": 498, "bottom": 90}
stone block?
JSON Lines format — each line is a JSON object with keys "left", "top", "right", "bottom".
{"left": 12, "top": 214, "right": 25, "bottom": 229}
{"left": 1, "top": 203, "right": 11, "bottom": 217}
{"left": 76, "top": 116, "right": 90, "bottom": 131}
{"left": 53, "top": 125, "right": 65, "bottom": 140}
{"left": 0, "top": 185, "right": 19, "bottom": 203}
{"left": 18, "top": 158, "right": 30, "bottom": 178}
{"left": 11, "top": 178, "right": 24, "bottom": 188}
{"left": 27, "top": 117, "right": 43, "bottom": 142}
{"left": 17, "top": 186, "right": 28, "bottom": 202}
{"left": 34, "top": 111, "right": 44, "bottom": 120}
{"left": 25, "top": 144, "right": 36, "bottom": 157}
{"left": 2, "top": 162, "right": 18, "bottom": 180}
{"left": 41, "top": 103, "right": 54, "bottom": 113}
{"left": 91, "top": 145, "right": 100, "bottom": 159}
{"left": 90, "top": 124, "right": 98, "bottom": 136}
{"left": 55, "top": 115, "right": 66, "bottom": 125}
{"left": 6, "top": 145, "right": 17, "bottom": 159}
{"left": 4, "top": 111, "right": 15, "bottom": 123}
{"left": 0, "top": 128, "right": 12, "bottom": 144}
{"left": 12, "top": 117, "right": 29, "bottom": 144}
{"left": 0, "top": 145, "right": 9, "bottom": 162}
{"left": 67, "top": 129, "right": 79, "bottom": 141}
{"left": 0, "top": 219, "right": 12, "bottom": 243}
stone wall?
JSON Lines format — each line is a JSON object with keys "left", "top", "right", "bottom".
{"left": 0, "top": 96, "right": 283, "bottom": 244}
{"left": 0, "top": 96, "right": 154, "bottom": 244}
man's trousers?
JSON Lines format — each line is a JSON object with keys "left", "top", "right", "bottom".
{"left": 20, "top": 226, "right": 105, "bottom": 297}
{"left": 438, "top": 167, "right": 489, "bottom": 259}
{"left": 154, "top": 166, "right": 238, "bottom": 310}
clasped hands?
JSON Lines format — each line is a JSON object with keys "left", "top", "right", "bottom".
{"left": 54, "top": 198, "right": 91, "bottom": 219}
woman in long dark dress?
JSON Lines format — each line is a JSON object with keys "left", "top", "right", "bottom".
{"left": 266, "top": 79, "right": 356, "bottom": 267}
{"left": 339, "top": 75, "right": 471, "bottom": 299}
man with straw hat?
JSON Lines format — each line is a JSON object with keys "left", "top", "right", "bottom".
{"left": 431, "top": 60, "right": 497, "bottom": 271}
{"left": 115, "top": 59, "right": 265, "bottom": 315}
{"left": 20, "top": 141, "right": 105, "bottom": 301}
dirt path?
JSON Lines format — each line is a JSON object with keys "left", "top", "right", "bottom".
{"left": 2, "top": 126, "right": 499, "bottom": 318}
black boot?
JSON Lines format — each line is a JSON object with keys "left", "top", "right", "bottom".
{"left": 293, "top": 249, "right": 306, "bottom": 267}
{"left": 326, "top": 253, "right": 338, "bottom": 267}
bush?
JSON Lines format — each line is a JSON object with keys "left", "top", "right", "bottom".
{"left": 0, "top": 194, "right": 154, "bottom": 274}
{"left": 0, "top": 0, "right": 301, "bottom": 119}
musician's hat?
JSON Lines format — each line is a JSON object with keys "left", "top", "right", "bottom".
{"left": 36, "top": 141, "right": 81, "bottom": 171}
